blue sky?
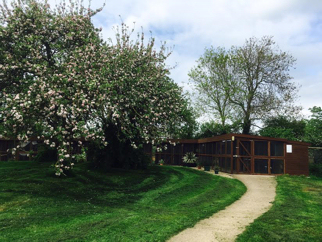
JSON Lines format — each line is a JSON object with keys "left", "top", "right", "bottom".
{"left": 38, "top": 1, "right": 322, "bottom": 118}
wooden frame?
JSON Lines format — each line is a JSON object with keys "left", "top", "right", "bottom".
{"left": 153, "top": 133, "right": 310, "bottom": 176}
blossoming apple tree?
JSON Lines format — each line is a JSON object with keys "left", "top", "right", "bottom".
{"left": 0, "top": 0, "right": 190, "bottom": 174}
{"left": 96, "top": 24, "right": 188, "bottom": 149}
{"left": 87, "top": 24, "right": 192, "bottom": 168}
{"left": 0, "top": 0, "right": 109, "bottom": 175}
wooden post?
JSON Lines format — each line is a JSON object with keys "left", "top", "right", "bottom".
{"left": 268, "top": 141, "right": 271, "bottom": 175}
{"left": 230, "top": 139, "right": 234, "bottom": 174}
{"left": 283, "top": 143, "right": 286, "bottom": 175}
{"left": 29, "top": 142, "right": 32, "bottom": 161}
{"left": 236, "top": 139, "right": 240, "bottom": 173}
{"left": 181, "top": 143, "right": 184, "bottom": 165}
{"left": 14, "top": 140, "right": 18, "bottom": 161}
{"left": 251, "top": 140, "right": 254, "bottom": 174}
{"left": 171, "top": 143, "right": 174, "bottom": 165}
{"left": 211, "top": 141, "right": 213, "bottom": 156}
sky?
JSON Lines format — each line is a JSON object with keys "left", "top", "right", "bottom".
{"left": 18, "top": 0, "right": 322, "bottom": 118}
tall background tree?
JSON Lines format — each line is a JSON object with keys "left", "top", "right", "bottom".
{"left": 259, "top": 116, "right": 306, "bottom": 141}
{"left": 189, "top": 47, "right": 234, "bottom": 128}
{"left": 190, "top": 36, "right": 300, "bottom": 134}
{"left": 305, "top": 106, "right": 322, "bottom": 147}
{"left": 195, "top": 120, "right": 240, "bottom": 139}
{"left": 305, "top": 106, "right": 322, "bottom": 176}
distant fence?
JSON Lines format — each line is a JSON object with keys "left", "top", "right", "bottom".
{"left": 154, "top": 139, "right": 233, "bottom": 173}
{"left": 1, "top": 138, "right": 154, "bottom": 162}
{"left": 155, "top": 142, "right": 200, "bottom": 166}
{"left": 0, "top": 138, "right": 85, "bottom": 161}
{"left": 152, "top": 134, "right": 311, "bottom": 176}
{"left": 0, "top": 139, "right": 38, "bottom": 161}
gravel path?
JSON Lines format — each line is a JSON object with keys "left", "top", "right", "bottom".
{"left": 168, "top": 172, "right": 277, "bottom": 242}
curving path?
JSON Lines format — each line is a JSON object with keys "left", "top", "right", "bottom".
{"left": 168, "top": 172, "right": 277, "bottom": 242}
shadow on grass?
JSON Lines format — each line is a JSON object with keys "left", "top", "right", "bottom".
{"left": 1, "top": 162, "right": 187, "bottom": 206}
{"left": 0, "top": 161, "right": 246, "bottom": 242}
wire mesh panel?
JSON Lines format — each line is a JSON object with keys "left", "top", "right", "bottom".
{"left": 162, "top": 144, "right": 173, "bottom": 154}
{"left": 239, "top": 157, "right": 251, "bottom": 173}
{"left": 219, "top": 157, "right": 225, "bottom": 171}
{"left": 254, "top": 141, "right": 268, "bottom": 156}
{"left": 200, "top": 156, "right": 213, "bottom": 166}
{"left": 0, "top": 141, "right": 5, "bottom": 152}
{"left": 173, "top": 144, "right": 182, "bottom": 155}
{"left": 183, "top": 143, "right": 195, "bottom": 154}
{"left": 271, "top": 141, "right": 284, "bottom": 156}
{"left": 225, "top": 158, "right": 231, "bottom": 172}
{"left": 216, "top": 142, "right": 221, "bottom": 154}
{"left": 240, "top": 141, "right": 251, "bottom": 156}
{"left": 226, "top": 140, "right": 232, "bottom": 154}
{"left": 254, "top": 159, "right": 268, "bottom": 173}
{"left": 0, "top": 140, "right": 15, "bottom": 152}
{"left": 0, "top": 154, "right": 9, "bottom": 161}
{"left": 221, "top": 141, "right": 226, "bottom": 154}
{"left": 233, "top": 158, "right": 237, "bottom": 172}
{"left": 163, "top": 154, "right": 171, "bottom": 164}
{"left": 173, "top": 154, "right": 182, "bottom": 165}
{"left": 155, "top": 154, "right": 161, "bottom": 164}
{"left": 143, "top": 144, "right": 152, "bottom": 154}
{"left": 199, "top": 143, "right": 206, "bottom": 154}
{"left": 205, "top": 143, "right": 212, "bottom": 154}
{"left": 271, "top": 159, "right": 284, "bottom": 174}
{"left": 213, "top": 142, "right": 218, "bottom": 154}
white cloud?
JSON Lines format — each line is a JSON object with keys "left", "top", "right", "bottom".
{"left": 5, "top": 0, "right": 322, "bottom": 116}
{"left": 95, "top": 0, "right": 321, "bottom": 115}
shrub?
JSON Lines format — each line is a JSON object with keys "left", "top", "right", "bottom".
{"left": 309, "top": 163, "right": 322, "bottom": 177}
{"left": 183, "top": 152, "right": 197, "bottom": 164}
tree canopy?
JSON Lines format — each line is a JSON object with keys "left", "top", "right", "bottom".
{"left": 0, "top": 0, "right": 191, "bottom": 174}
{"left": 189, "top": 47, "right": 233, "bottom": 127}
{"left": 258, "top": 108, "right": 322, "bottom": 147}
{"left": 190, "top": 36, "right": 300, "bottom": 134}
{"left": 305, "top": 106, "right": 322, "bottom": 147}
{"left": 195, "top": 120, "right": 240, "bottom": 139}
{"left": 1, "top": 0, "right": 106, "bottom": 175}
{"left": 259, "top": 116, "right": 306, "bottom": 141}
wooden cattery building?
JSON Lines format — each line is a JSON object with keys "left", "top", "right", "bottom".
{"left": 155, "top": 134, "right": 310, "bottom": 176}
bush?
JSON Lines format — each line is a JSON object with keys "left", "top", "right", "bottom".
{"left": 309, "top": 163, "right": 322, "bottom": 177}
{"left": 309, "top": 149, "right": 322, "bottom": 164}
{"left": 182, "top": 152, "right": 197, "bottom": 163}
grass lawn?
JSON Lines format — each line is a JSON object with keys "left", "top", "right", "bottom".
{"left": 237, "top": 175, "right": 322, "bottom": 242}
{"left": 0, "top": 161, "right": 245, "bottom": 242}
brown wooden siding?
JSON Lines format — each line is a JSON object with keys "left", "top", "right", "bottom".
{"left": 285, "top": 144, "right": 310, "bottom": 176}
{"left": 0, "top": 138, "right": 88, "bottom": 161}
{"left": 155, "top": 134, "right": 310, "bottom": 176}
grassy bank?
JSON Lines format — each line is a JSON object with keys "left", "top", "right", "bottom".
{"left": 0, "top": 161, "right": 245, "bottom": 242}
{"left": 237, "top": 175, "right": 322, "bottom": 242}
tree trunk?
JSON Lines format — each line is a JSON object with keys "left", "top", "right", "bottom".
{"left": 242, "top": 118, "right": 251, "bottom": 134}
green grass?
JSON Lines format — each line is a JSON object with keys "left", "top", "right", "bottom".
{"left": 237, "top": 175, "right": 322, "bottom": 242}
{"left": 0, "top": 161, "right": 246, "bottom": 242}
